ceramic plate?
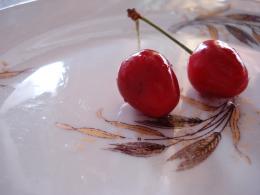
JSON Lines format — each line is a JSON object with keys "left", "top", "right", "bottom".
{"left": 1, "top": 1, "right": 260, "bottom": 195}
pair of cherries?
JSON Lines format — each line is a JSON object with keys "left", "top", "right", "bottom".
{"left": 117, "top": 11, "right": 249, "bottom": 118}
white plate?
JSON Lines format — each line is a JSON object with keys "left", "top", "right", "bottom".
{"left": 1, "top": 1, "right": 260, "bottom": 195}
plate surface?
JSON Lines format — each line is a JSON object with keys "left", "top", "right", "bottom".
{"left": 1, "top": 1, "right": 260, "bottom": 195}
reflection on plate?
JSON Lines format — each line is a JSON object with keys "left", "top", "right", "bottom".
{"left": 1, "top": 1, "right": 260, "bottom": 195}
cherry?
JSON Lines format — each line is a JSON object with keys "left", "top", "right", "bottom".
{"left": 127, "top": 9, "right": 249, "bottom": 98}
{"left": 117, "top": 49, "right": 180, "bottom": 117}
{"left": 188, "top": 40, "right": 248, "bottom": 98}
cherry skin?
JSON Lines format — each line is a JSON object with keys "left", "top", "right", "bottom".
{"left": 117, "top": 49, "right": 180, "bottom": 117}
{"left": 188, "top": 40, "right": 248, "bottom": 98}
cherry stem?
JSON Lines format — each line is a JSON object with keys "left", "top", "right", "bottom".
{"left": 135, "top": 20, "right": 141, "bottom": 50}
{"left": 127, "top": 8, "right": 193, "bottom": 55}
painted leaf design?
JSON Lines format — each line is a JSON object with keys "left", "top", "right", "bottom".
{"left": 226, "top": 14, "right": 260, "bottom": 23}
{"left": 252, "top": 29, "right": 260, "bottom": 43}
{"left": 0, "top": 69, "right": 29, "bottom": 79}
{"left": 181, "top": 95, "right": 219, "bottom": 111}
{"left": 167, "top": 132, "right": 221, "bottom": 171}
{"left": 0, "top": 60, "right": 9, "bottom": 68}
{"left": 206, "top": 24, "right": 219, "bottom": 39}
{"left": 55, "top": 122, "right": 76, "bottom": 130}
{"left": 136, "top": 115, "right": 203, "bottom": 129}
{"left": 169, "top": 21, "right": 191, "bottom": 33}
{"left": 229, "top": 106, "right": 240, "bottom": 145}
{"left": 97, "top": 110, "right": 166, "bottom": 137}
{"left": 225, "top": 25, "right": 258, "bottom": 45}
{"left": 108, "top": 142, "right": 166, "bottom": 157}
{"left": 55, "top": 122, "right": 125, "bottom": 139}
{"left": 229, "top": 107, "right": 252, "bottom": 164}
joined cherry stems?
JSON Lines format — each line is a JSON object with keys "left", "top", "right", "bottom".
{"left": 127, "top": 8, "right": 193, "bottom": 55}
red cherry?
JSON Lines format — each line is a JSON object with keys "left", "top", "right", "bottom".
{"left": 117, "top": 49, "right": 180, "bottom": 117}
{"left": 188, "top": 40, "right": 249, "bottom": 98}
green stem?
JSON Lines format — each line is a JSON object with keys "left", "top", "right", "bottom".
{"left": 127, "top": 8, "right": 193, "bottom": 55}
{"left": 135, "top": 20, "right": 141, "bottom": 51}
{"left": 140, "top": 16, "right": 193, "bottom": 55}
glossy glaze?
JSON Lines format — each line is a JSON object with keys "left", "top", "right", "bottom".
{"left": 188, "top": 40, "right": 249, "bottom": 98}
{"left": 118, "top": 49, "right": 180, "bottom": 117}
{"left": 0, "top": 1, "right": 260, "bottom": 195}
